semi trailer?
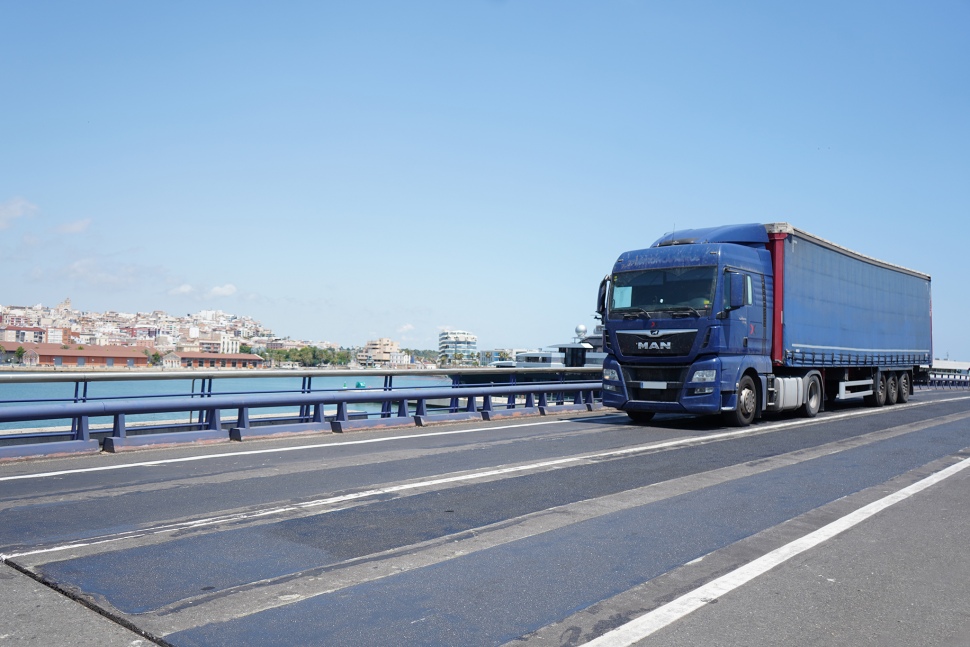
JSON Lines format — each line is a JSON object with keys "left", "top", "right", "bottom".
{"left": 596, "top": 222, "right": 932, "bottom": 426}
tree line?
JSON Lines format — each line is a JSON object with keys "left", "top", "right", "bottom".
{"left": 254, "top": 346, "right": 354, "bottom": 367}
{"left": 254, "top": 346, "right": 440, "bottom": 368}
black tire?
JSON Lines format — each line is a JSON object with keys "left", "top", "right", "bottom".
{"left": 865, "top": 373, "right": 888, "bottom": 407}
{"left": 723, "top": 375, "right": 757, "bottom": 427}
{"left": 627, "top": 411, "right": 655, "bottom": 424}
{"left": 885, "top": 372, "right": 899, "bottom": 405}
{"left": 898, "top": 372, "right": 911, "bottom": 403}
{"left": 801, "top": 374, "right": 822, "bottom": 418}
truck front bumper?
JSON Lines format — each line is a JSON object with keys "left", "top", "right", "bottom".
{"left": 602, "top": 358, "right": 723, "bottom": 415}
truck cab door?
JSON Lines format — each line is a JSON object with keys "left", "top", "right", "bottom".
{"left": 723, "top": 271, "right": 764, "bottom": 355}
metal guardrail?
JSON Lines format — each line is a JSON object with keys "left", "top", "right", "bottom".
{"left": 0, "top": 368, "right": 603, "bottom": 460}
{"left": 922, "top": 377, "right": 970, "bottom": 389}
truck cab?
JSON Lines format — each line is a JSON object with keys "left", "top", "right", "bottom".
{"left": 598, "top": 224, "right": 773, "bottom": 425}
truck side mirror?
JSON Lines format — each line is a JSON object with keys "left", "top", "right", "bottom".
{"left": 596, "top": 276, "right": 609, "bottom": 320}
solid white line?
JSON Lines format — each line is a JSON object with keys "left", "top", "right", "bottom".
{"left": 0, "top": 418, "right": 577, "bottom": 482}
{"left": 582, "top": 454, "right": 970, "bottom": 646}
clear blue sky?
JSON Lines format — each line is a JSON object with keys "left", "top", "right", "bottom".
{"left": 1, "top": 1, "right": 968, "bottom": 356}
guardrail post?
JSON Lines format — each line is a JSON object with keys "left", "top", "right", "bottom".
{"left": 397, "top": 399, "right": 408, "bottom": 418}
{"left": 525, "top": 393, "right": 535, "bottom": 408}
{"left": 465, "top": 395, "right": 477, "bottom": 413}
{"left": 71, "top": 380, "right": 88, "bottom": 436}
{"left": 415, "top": 399, "right": 427, "bottom": 417}
{"left": 450, "top": 375, "right": 460, "bottom": 413}
{"left": 193, "top": 377, "right": 214, "bottom": 426}
{"left": 336, "top": 401, "right": 349, "bottom": 422}
{"left": 112, "top": 413, "right": 126, "bottom": 438}
{"left": 207, "top": 409, "right": 222, "bottom": 431}
{"left": 300, "top": 376, "right": 312, "bottom": 421}
{"left": 312, "top": 403, "right": 323, "bottom": 423}
{"left": 482, "top": 394, "right": 492, "bottom": 413}
{"left": 74, "top": 416, "right": 90, "bottom": 442}
{"left": 237, "top": 407, "right": 250, "bottom": 428}
{"left": 538, "top": 392, "right": 548, "bottom": 408}
{"left": 381, "top": 375, "right": 393, "bottom": 418}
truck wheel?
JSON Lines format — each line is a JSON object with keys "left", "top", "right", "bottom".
{"left": 898, "top": 372, "right": 911, "bottom": 403}
{"left": 865, "top": 373, "right": 888, "bottom": 407}
{"left": 885, "top": 373, "right": 899, "bottom": 405}
{"left": 723, "top": 375, "right": 757, "bottom": 427}
{"left": 627, "top": 411, "right": 655, "bottom": 424}
{"left": 801, "top": 374, "right": 822, "bottom": 418}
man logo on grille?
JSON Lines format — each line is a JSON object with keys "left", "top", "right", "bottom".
{"left": 637, "top": 341, "right": 671, "bottom": 350}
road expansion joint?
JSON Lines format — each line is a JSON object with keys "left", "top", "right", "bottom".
{"left": 1, "top": 558, "right": 172, "bottom": 646}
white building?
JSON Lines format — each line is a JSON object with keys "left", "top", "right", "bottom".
{"left": 439, "top": 330, "right": 478, "bottom": 366}
{"left": 220, "top": 334, "right": 240, "bottom": 355}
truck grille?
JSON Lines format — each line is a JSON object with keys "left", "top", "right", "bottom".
{"left": 622, "top": 366, "right": 689, "bottom": 402}
{"left": 617, "top": 330, "right": 698, "bottom": 357}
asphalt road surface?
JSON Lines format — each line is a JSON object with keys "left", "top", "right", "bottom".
{"left": 2, "top": 390, "right": 970, "bottom": 646}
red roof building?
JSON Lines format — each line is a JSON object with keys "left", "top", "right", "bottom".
{"left": 1, "top": 343, "right": 150, "bottom": 368}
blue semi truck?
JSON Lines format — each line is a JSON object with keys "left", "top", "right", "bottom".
{"left": 596, "top": 223, "right": 932, "bottom": 426}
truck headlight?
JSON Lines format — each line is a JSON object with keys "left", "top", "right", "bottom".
{"left": 692, "top": 369, "right": 716, "bottom": 383}
{"left": 603, "top": 368, "right": 620, "bottom": 382}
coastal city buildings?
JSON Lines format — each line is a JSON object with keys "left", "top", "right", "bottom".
{"left": 438, "top": 330, "right": 478, "bottom": 366}
{"left": 0, "top": 299, "right": 428, "bottom": 369}
{"left": 0, "top": 299, "right": 282, "bottom": 354}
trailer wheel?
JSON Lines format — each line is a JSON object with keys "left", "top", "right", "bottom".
{"left": 627, "top": 411, "right": 655, "bottom": 424}
{"left": 723, "top": 375, "right": 757, "bottom": 427}
{"left": 885, "top": 373, "right": 899, "bottom": 405}
{"left": 898, "top": 372, "right": 911, "bottom": 403}
{"left": 801, "top": 374, "right": 822, "bottom": 418}
{"left": 865, "top": 373, "right": 888, "bottom": 407}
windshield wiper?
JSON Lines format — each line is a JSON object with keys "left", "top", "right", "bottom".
{"left": 619, "top": 307, "right": 652, "bottom": 320}
{"left": 663, "top": 306, "right": 702, "bottom": 317}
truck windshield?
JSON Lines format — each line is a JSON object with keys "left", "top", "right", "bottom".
{"left": 609, "top": 266, "right": 717, "bottom": 318}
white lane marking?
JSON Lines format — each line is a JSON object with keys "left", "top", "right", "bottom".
{"left": 0, "top": 418, "right": 580, "bottom": 482}
{"left": 582, "top": 454, "right": 970, "bottom": 646}
{"left": 0, "top": 456, "right": 588, "bottom": 560}
{"left": 2, "top": 395, "right": 967, "bottom": 486}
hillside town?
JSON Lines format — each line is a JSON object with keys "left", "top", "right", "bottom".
{"left": 0, "top": 299, "right": 520, "bottom": 370}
